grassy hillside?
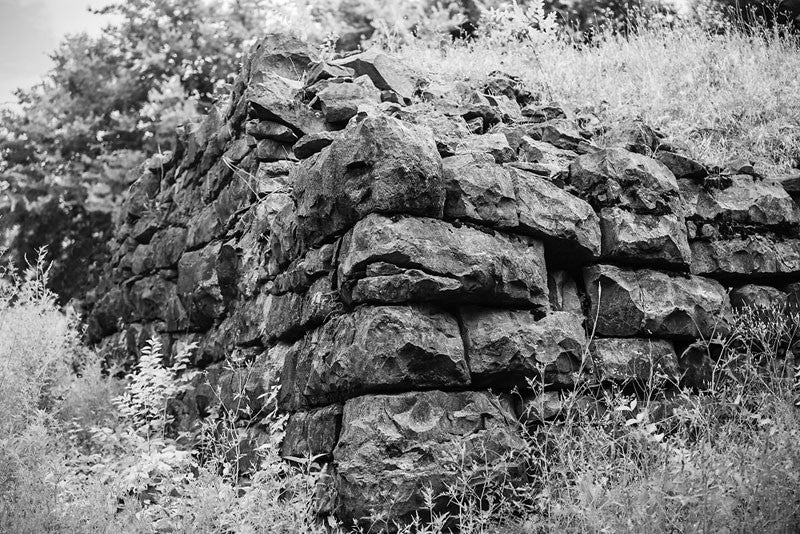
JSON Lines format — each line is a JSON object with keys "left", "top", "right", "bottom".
{"left": 400, "top": 13, "right": 800, "bottom": 174}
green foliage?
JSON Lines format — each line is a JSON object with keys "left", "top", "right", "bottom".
{"left": 0, "top": 249, "right": 75, "bottom": 436}
{"left": 0, "top": 0, "right": 271, "bottom": 302}
{"left": 113, "top": 336, "right": 196, "bottom": 439}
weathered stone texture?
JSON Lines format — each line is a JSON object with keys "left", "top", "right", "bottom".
{"left": 599, "top": 208, "right": 691, "bottom": 268}
{"left": 288, "top": 115, "right": 444, "bottom": 261}
{"left": 460, "top": 308, "right": 586, "bottom": 386}
{"left": 569, "top": 148, "right": 680, "bottom": 214}
{"left": 279, "top": 305, "right": 469, "bottom": 410}
{"left": 584, "top": 264, "right": 731, "bottom": 339}
{"left": 334, "top": 390, "right": 525, "bottom": 526}
{"left": 338, "top": 214, "right": 549, "bottom": 310}
{"left": 88, "top": 34, "right": 800, "bottom": 531}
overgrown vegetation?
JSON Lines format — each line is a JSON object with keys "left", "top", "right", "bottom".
{"left": 2, "top": 253, "right": 799, "bottom": 532}
{"left": 2, "top": 1, "right": 800, "bottom": 532}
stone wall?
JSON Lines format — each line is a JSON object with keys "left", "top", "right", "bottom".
{"left": 88, "top": 34, "right": 800, "bottom": 528}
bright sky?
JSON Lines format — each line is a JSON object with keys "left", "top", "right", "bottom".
{"left": 0, "top": 0, "right": 113, "bottom": 106}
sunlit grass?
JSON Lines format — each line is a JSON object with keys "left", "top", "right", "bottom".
{"left": 401, "top": 19, "right": 800, "bottom": 173}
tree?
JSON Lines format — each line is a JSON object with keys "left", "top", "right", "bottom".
{"left": 0, "top": 0, "right": 270, "bottom": 303}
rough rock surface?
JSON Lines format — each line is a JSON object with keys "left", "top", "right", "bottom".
{"left": 287, "top": 115, "right": 444, "bottom": 262}
{"left": 337, "top": 214, "right": 550, "bottom": 310}
{"left": 599, "top": 208, "right": 691, "bottom": 269}
{"left": 584, "top": 264, "right": 731, "bottom": 338}
{"left": 87, "top": 34, "right": 800, "bottom": 531}
{"left": 460, "top": 308, "right": 587, "bottom": 386}
{"left": 569, "top": 148, "right": 680, "bottom": 214}
{"left": 279, "top": 305, "right": 469, "bottom": 410}
{"left": 334, "top": 390, "right": 525, "bottom": 526}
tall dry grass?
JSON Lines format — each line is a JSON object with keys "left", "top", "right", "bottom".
{"left": 401, "top": 17, "right": 800, "bottom": 173}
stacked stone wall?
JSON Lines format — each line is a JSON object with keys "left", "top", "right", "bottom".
{"left": 88, "top": 34, "right": 800, "bottom": 528}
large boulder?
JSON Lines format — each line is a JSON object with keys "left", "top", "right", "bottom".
{"left": 569, "top": 148, "right": 680, "bottom": 214}
{"left": 290, "top": 116, "right": 444, "bottom": 255}
{"left": 279, "top": 305, "right": 469, "bottom": 410}
{"left": 338, "top": 214, "right": 549, "bottom": 310}
{"left": 459, "top": 308, "right": 587, "bottom": 387}
{"left": 334, "top": 390, "right": 525, "bottom": 528}
{"left": 599, "top": 208, "right": 691, "bottom": 269}
{"left": 584, "top": 264, "right": 731, "bottom": 339}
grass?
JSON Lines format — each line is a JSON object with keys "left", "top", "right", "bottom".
{"left": 397, "top": 14, "right": 800, "bottom": 174}
{"left": 3, "top": 6, "right": 800, "bottom": 533}
{"left": 2, "top": 252, "right": 799, "bottom": 533}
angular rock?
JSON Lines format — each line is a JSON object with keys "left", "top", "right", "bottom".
{"left": 455, "top": 133, "right": 516, "bottom": 163}
{"left": 255, "top": 138, "right": 296, "bottom": 162}
{"left": 515, "top": 136, "right": 578, "bottom": 176}
{"left": 601, "top": 120, "right": 660, "bottom": 155}
{"left": 589, "top": 338, "right": 679, "bottom": 383}
{"left": 526, "top": 119, "right": 596, "bottom": 154}
{"left": 246, "top": 34, "right": 314, "bottom": 83}
{"left": 347, "top": 267, "right": 462, "bottom": 305}
{"left": 338, "top": 214, "right": 549, "bottom": 310}
{"left": 521, "top": 102, "right": 571, "bottom": 123}
{"left": 511, "top": 167, "right": 601, "bottom": 259}
{"left": 730, "top": 284, "right": 788, "bottom": 312}
{"left": 177, "top": 242, "right": 238, "bottom": 328}
{"left": 247, "top": 74, "right": 328, "bottom": 136}
{"left": 387, "top": 103, "right": 469, "bottom": 154}
{"left": 460, "top": 308, "right": 587, "bottom": 387}
{"left": 293, "top": 131, "right": 337, "bottom": 159}
{"left": 281, "top": 404, "right": 343, "bottom": 459}
{"left": 306, "top": 61, "right": 355, "bottom": 84}
{"left": 655, "top": 151, "right": 707, "bottom": 180}
{"left": 316, "top": 76, "right": 381, "bottom": 123}
{"left": 137, "top": 230, "right": 186, "bottom": 274}
{"left": 570, "top": 148, "right": 680, "bottom": 214}
{"left": 332, "top": 49, "right": 415, "bottom": 101}
{"left": 678, "top": 175, "right": 800, "bottom": 228}
{"left": 690, "top": 236, "right": 800, "bottom": 278}
{"left": 443, "top": 152, "right": 518, "bottom": 227}
{"left": 584, "top": 264, "right": 731, "bottom": 339}
{"left": 245, "top": 119, "right": 299, "bottom": 143}
{"left": 279, "top": 305, "right": 469, "bottom": 410}
{"left": 264, "top": 274, "right": 344, "bottom": 341}
{"left": 129, "top": 276, "right": 189, "bottom": 331}
{"left": 291, "top": 116, "right": 444, "bottom": 255}
{"left": 334, "top": 390, "right": 525, "bottom": 527}
{"left": 599, "top": 208, "right": 691, "bottom": 269}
